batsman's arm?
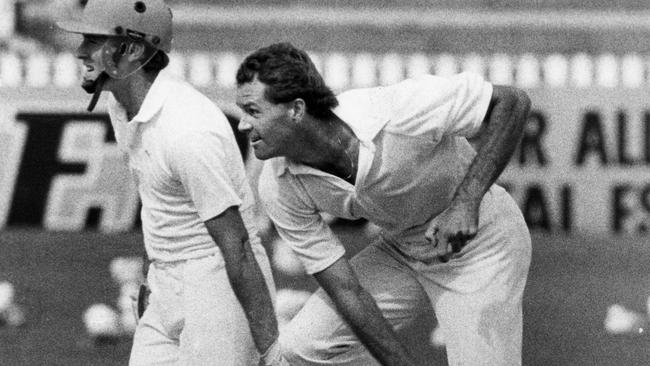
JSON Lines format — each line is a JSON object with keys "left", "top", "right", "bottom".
{"left": 314, "top": 257, "right": 416, "bottom": 366}
{"left": 204, "top": 206, "right": 279, "bottom": 355}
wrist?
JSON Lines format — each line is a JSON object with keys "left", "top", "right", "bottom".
{"left": 260, "top": 339, "right": 283, "bottom": 366}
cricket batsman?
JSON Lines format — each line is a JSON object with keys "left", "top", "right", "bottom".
{"left": 57, "top": 1, "right": 279, "bottom": 364}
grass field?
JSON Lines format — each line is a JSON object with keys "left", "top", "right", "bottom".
{"left": 0, "top": 228, "right": 649, "bottom": 365}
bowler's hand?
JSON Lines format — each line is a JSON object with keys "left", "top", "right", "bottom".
{"left": 425, "top": 199, "right": 480, "bottom": 261}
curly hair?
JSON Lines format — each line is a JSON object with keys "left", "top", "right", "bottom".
{"left": 236, "top": 42, "right": 338, "bottom": 118}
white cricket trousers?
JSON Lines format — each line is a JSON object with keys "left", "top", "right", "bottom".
{"left": 279, "top": 186, "right": 532, "bottom": 366}
{"left": 129, "top": 243, "right": 275, "bottom": 366}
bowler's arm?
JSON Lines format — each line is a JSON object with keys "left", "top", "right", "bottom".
{"left": 426, "top": 85, "right": 531, "bottom": 252}
{"left": 314, "top": 257, "right": 415, "bottom": 366}
{"left": 204, "top": 206, "right": 278, "bottom": 355}
{"left": 461, "top": 85, "right": 531, "bottom": 202}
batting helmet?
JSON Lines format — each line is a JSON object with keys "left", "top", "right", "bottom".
{"left": 57, "top": 0, "right": 173, "bottom": 53}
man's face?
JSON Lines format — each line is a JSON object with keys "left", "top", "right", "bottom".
{"left": 236, "top": 78, "right": 296, "bottom": 160}
{"left": 75, "top": 34, "right": 109, "bottom": 91}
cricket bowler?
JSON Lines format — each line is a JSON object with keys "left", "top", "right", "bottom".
{"left": 236, "top": 42, "right": 532, "bottom": 366}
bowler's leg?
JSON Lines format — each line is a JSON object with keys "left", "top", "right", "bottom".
{"left": 428, "top": 205, "right": 531, "bottom": 366}
{"left": 280, "top": 240, "right": 429, "bottom": 366}
{"left": 429, "top": 262, "right": 529, "bottom": 366}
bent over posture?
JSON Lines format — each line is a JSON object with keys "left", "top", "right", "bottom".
{"left": 236, "top": 42, "right": 532, "bottom": 366}
{"left": 57, "top": 1, "right": 278, "bottom": 364}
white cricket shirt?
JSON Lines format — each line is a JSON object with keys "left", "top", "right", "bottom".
{"left": 259, "top": 73, "right": 493, "bottom": 274}
{"left": 108, "top": 71, "right": 260, "bottom": 262}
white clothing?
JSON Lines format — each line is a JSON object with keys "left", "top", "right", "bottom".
{"left": 108, "top": 70, "right": 261, "bottom": 263}
{"left": 108, "top": 70, "right": 274, "bottom": 365}
{"left": 129, "top": 246, "right": 275, "bottom": 366}
{"left": 259, "top": 72, "right": 531, "bottom": 366}
{"left": 280, "top": 186, "right": 530, "bottom": 366}
{"left": 260, "top": 72, "right": 493, "bottom": 274}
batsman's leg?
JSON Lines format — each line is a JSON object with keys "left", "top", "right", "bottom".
{"left": 129, "top": 264, "right": 182, "bottom": 366}
{"left": 178, "top": 244, "right": 276, "bottom": 366}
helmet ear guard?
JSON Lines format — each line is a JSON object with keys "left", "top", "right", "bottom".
{"left": 83, "top": 39, "right": 157, "bottom": 112}
{"left": 101, "top": 39, "right": 157, "bottom": 79}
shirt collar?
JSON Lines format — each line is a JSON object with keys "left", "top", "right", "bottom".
{"left": 131, "top": 70, "right": 170, "bottom": 123}
{"left": 107, "top": 69, "right": 171, "bottom": 124}
{"left": 273, "top": 87, "right": 389, "bottom": 178}
{"left": 272, "top": 157, "right": 335, "bottom": 178}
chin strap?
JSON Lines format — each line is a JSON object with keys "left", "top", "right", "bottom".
{"left": 85, "top": 73, "right": 109, "bottom": 112}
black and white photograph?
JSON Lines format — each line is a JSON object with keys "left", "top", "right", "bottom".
{"left": 0, "top": 1, "right": 649, "bottom": 365}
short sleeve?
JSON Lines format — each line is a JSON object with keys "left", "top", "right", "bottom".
{"left": 259, "top": 162, "right": 346, "bottom": 275}
{"left": 168, "top": 131, "right": 242, "bottom": 222}
{"left": 384, "top": 72, "right": 493, "bottom": 140}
